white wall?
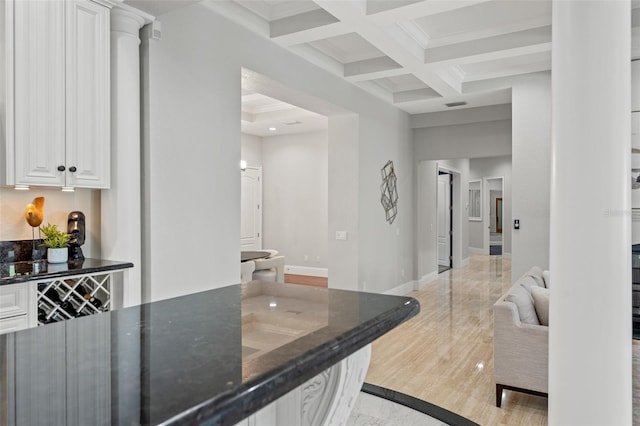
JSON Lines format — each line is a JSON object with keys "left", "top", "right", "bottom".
{"left": 511, "top": 73, "right": 551, "bottom": 280}
{"left": 240, "top": 133, "right": 262, "bottom": 168}
{"left": 261, "top": 131, "right": 328, "bottom": 269}
{"left": 0, "top": 187, "right": 101, "bottom": 258}
{"left": 468, "top": 155, "right": 512, "bottom": 254}
{"left": 142, "top": 3, "right": 414, "bottom": 300}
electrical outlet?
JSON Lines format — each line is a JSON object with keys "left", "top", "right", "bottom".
{"left": 335, "top": 231, "right": 348, "bottom": 240}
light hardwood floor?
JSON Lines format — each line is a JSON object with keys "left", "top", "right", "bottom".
{"left": 366, "top": 254, "right": 548, "bottom": 425}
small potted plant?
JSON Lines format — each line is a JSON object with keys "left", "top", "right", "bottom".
{"left": 40, "top": 223, "right": 70, "bottom": 264}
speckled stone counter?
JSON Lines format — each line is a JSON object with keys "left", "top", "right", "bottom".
{"left": 0, "top": 282, "right": 419, "bottom": 425}
{"left": 0, "top": 258, "right": 134, "bottom": 285}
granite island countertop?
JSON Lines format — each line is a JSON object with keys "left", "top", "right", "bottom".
{"left": 0, "top": 281, "right": 419, "bottom": 425}
{"left": 0, "top": 258, "right": 134, "bottom": 285}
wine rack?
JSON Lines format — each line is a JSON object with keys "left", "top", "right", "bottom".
{"left": 36, "top": 273, "right": 111, "bottom": 326}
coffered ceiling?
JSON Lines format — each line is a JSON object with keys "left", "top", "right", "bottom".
{"left": 208, "top": 0, "right": 640, "bottom": 115}
{"left": 126, "top": 0, "right": 640, "bottom": 130}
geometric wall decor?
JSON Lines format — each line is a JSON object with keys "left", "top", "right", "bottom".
{"left": 380, "top": 160, "right": 398, "bottom": 224}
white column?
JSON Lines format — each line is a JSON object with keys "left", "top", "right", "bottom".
{"left": 101, "top": 7, "right": 147, "bottom": 308}
{"left": 550, "top": 1, "right": 631, "bottom": 424}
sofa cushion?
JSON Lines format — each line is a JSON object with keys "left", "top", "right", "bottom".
{"left": 525, "top": 266, "right": 545, "bottom": 288}
{"left": 506, "top": 284, "right": 540, "bottom": 325}
{"left": 542, "top": 270, "right": 551, "bottom": 289}
{"left": 531, "top": 286, "right": 550, "bottom": 326}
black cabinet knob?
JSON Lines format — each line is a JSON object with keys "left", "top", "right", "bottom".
{"left": 57, "top": 165, "right": 65, "bottom": 172}
{"left": 69, "top": 166, "right": 77, "bottom": 173}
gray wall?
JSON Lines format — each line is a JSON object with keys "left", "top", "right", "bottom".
{"left": 240, "top": 133, "right": 262, "bottom": 168}
{"left": 413, "top": 114, "right": 511, "bottom": 279}
{"left": 511, "top": 73, "right": 551, "bottom": 280}
{"left": 414, "top": 119, "right": 512, "bottom": 160}
{"left": 142, "top": 3, "right": 414, "bottom": 300}
{"left": 261, "top": 131, "right": 328, "bottom": 269}
{"left": 468, "top": 155, "right": 512, "bottom": 254}
{"left": 415, "top": 158, "right": 469, "bottom": 280}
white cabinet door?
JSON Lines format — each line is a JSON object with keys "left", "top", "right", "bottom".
{"left": 66, "top": 0, "right": 110, "bottom": 188}
{"left": 9, "top": 0, "right": 110, "bottom": 189}
{"left": 13, "top": 0, "right": 66, "bottom": 186}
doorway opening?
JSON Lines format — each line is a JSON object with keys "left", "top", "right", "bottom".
{"left": 485, "top": 177, "right": 504, "bottom": 256}
{"left": 437, "top": 171, "right": 453, "bottom": 273}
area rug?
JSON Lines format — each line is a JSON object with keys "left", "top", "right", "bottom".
{"left": 347, "top": 383, "right": 478, "bottom": 426}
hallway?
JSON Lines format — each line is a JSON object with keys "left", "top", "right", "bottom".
{"left": 366, "top": 255, "right": 548, "bottom": 425}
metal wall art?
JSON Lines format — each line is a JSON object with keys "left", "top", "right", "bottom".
{"left": 380, "top": 160, "right": 398, "bottom": 224}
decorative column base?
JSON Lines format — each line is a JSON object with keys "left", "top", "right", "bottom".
{"left": 237, "top": 345, "right": 372, "bottom": 426}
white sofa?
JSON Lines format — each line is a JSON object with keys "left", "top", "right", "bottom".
{"left": 493, "top": 266, "right": 550, "bottom": 407}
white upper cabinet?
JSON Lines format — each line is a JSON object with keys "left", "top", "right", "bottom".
{"left": 6, "top": 0, "right": 110, "bottom": 189}
{"left": 65, "top": 0, "right": 110, "bottom": 188}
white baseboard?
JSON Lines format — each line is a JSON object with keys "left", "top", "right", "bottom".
{"left": 468, "top": 247, "right": 484, "bottom": 255}
{"left": 502, "top": 252, "right": 512, "bottom": 259}
{"left": 461, "top": 257, "right": 470, "bottom": 267}
{"left": 383, "top": 280, "right": 417, "bottom": 296}
{"left": 284, "top": 265, "right": 328, "bottom": 277}
{"left": 414, "top": 271, "right": 438, "bottom": 291}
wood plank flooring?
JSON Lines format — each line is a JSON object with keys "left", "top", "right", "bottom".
{"left": 366, "top": 254, "right": 549, "bottom": 425}
{"left": 284, "top": 274, "right": 328, "bottom": 288}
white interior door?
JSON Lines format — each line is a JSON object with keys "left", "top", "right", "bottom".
{"left": 241, "top": 167, "right": 262, "bottom": 250}
{"left": 437, "top": 173, "right": 451, "bottom": 267}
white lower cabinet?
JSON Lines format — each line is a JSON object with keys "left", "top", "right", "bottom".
{"left": 0, "top": 270, "right": 114, "bottom": 335}
{"left": 0, "top": 316, "right": 29, "bottom": 334}
{"left": 0, "top": 282, "right": 35, "bottom": 334}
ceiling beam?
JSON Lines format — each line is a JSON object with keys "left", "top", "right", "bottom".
{"left": 271, "top": 20, "right": 350, "bottom": 46}
{"left": 344, "top": 56, "right": 403, "bottom": 79}
{"left": 425, "top": 26, "right": 551, "bottom": 66}
{"left": 366, "top": 0, "right": 494, "bottom": 25}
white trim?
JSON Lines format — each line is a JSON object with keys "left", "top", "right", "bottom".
{"left": 467, "top": 247, "right": 484, "bottom": 255}
{"left": 383, "top": 280, "right": 417, "bottom": 296}
{"left": 483, "top": 176, "right": 504, "bottom": 253}
{"left": 502, "top": 252, "right": 512, "bottom": 259}
{"left": 284, "top": 265, "right": 328, "bottom": 277}
{"left": 461, "top": 256, "right": 470, "bottom": 267}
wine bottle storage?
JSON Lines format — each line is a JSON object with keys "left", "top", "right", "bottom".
{"left": 36, "top": 273, "right": 111, "bottom": 326}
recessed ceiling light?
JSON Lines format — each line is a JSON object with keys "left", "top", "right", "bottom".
{"left": 445, "top": 101, "right": 467, "bottom": 108}
{"left": 268, "top": 127, "right": 277, "bottom": 131}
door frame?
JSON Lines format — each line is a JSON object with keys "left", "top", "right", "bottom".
{"left": 483, "top": 176, "right": 504, "bottom": 254}
{"left": 436, "top": 165, "right": 462, "bottom": 268}
{"left": 437, "top": 171, "right": 452, "bottom": 269}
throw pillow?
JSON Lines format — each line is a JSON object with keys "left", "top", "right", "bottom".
{"left": 531, "top": 285, "right": 550, "bottom": 326}
{"left": 525, "top": 266, "right": 545, "bottom": 288}
{"left": 518, "top": 275, "right": 540, "bottom": 293}
{"left": 542, "top": 270, "right": 551, "bottom": 289}
{"left": 506, "top": 284, "right": 540, "bottom": 325}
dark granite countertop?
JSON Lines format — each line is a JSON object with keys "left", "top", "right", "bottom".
{"left": 0, "top": 258, "right": 134, "bottom": 285}
{"left": 0, "top": 282, "right": 419, "bottom": 425}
